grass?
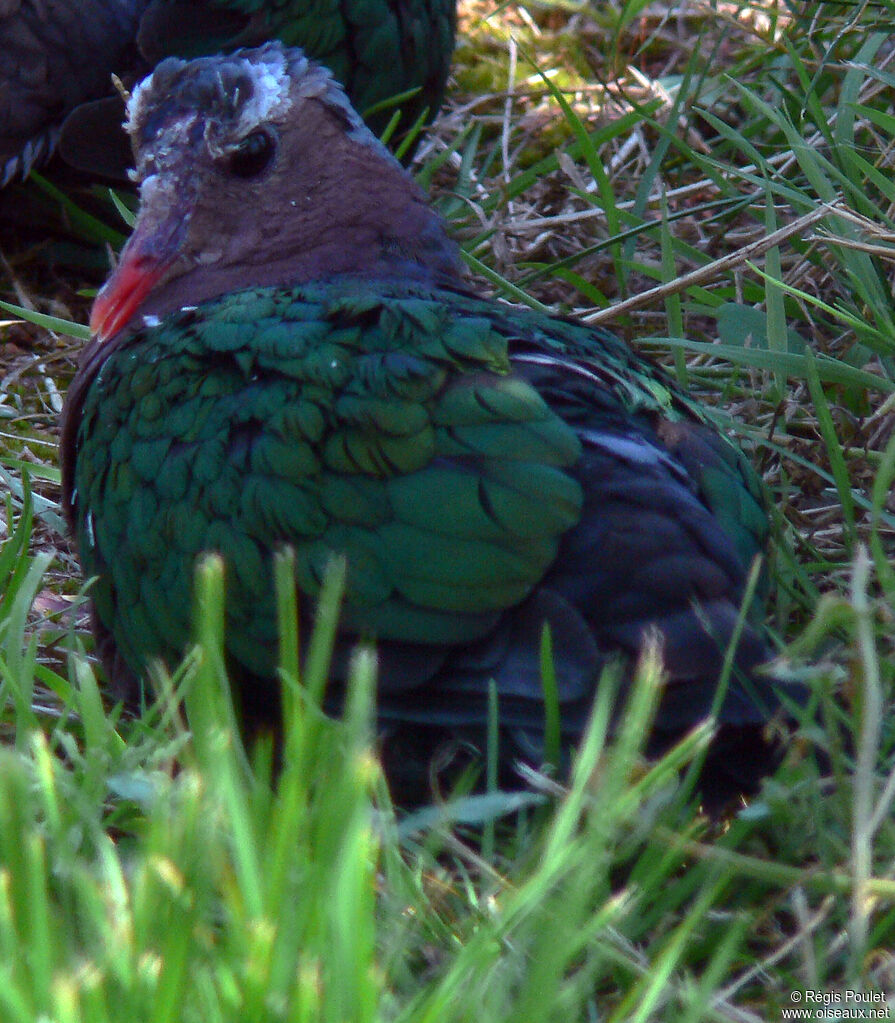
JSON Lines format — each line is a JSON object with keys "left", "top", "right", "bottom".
{"left": 1, "top": 0, "right": 895, "bottom": 1018}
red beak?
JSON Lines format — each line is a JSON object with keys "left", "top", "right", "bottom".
{"left": 90, "top": 254, "right": 167, "bottom": 342}
{"left": 90, "top": 209, "right": 187, "bottom": 341}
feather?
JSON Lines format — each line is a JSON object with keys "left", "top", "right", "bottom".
{"left": 62, "top": 44, "right": 794, "bottom": 809}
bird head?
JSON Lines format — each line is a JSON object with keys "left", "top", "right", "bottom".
{"left": 90, "top": 42, "right": 458, "bottom": 342}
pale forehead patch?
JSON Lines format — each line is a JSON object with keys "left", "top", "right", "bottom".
{"left": 124, "top": 43, "right": 296, "bottom": 159}
{"left": 224, "top": 46, "right": 295, "bottom": 139}
{"left": 123, "top": 41, "right": 398, "bottom": 174}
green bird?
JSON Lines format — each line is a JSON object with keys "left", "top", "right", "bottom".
{"left": 135, "top": 0, "right": 455, "bottom": 137}
{"left": 61, "top": 42, "right": 788, "bottom": 808}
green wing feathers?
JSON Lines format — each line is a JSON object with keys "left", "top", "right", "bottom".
{"left": 139, "top": 0, "right": 456, "bottom": 132}
{"left": 72, "top": 283, "right": 585, "bottom": 677}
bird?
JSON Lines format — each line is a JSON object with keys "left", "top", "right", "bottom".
{"left": 0, "top": 0, "right": 148, "bottom": 186}
{"left": 0, "top": 0, "right": 455, "bottom": 187}
{"left": 61, "top": 41, "right": 787, "bottom": 809}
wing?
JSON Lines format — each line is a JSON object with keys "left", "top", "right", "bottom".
{"left": 370, "top": 296, "right": 779, "bottom": 764}
{"left": 137, "top": 0, "right": 456, "bottom": 133}
{"left": 335, "top": 0, "right": 456, "bottom": 129}
{"left": 63, "top": 279, "right": 782, "bottom": 805}
{"left": 63, "top": 284, "right": 583, "bottom": 689}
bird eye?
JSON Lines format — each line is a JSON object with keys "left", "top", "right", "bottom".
{"left": 225, "top": 129, "right": 276, "bottom": 179}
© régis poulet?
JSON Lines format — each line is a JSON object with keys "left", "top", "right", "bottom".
{"left": 61, "top": 42, "right": 791, "bottom": 808}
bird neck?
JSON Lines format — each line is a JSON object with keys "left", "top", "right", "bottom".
{"left": 136, "top": 161, "right": 463, "bottom": 324}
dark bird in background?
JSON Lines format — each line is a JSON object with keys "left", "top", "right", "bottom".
{"left": 0, "top": 0, "right": 147, "bottom": 186}
{"left": 61, "top": 42, "right": 789, "bottom": 808}
{"left": 0, "top": 0, "right": 455, "bottom": 186}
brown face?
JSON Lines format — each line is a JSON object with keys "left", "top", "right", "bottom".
{"left": 90, "top": 109, "right": 291, "bottom": 340}
{"left": 90, "top": 57, "right": 309, "bottom": 341}
{"left": 89, "top": 44, "right": 456, "bottom": 344}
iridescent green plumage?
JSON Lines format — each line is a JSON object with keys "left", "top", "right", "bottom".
{"left": 62, "top": 44, "right": 787, "bottom": 807}
{"left": 138, "top": 0, "right": 455, "bottom": 134}
{"left": 73, "top": 283, "right": 585, "bottom": 675}
{"left": 66, "top": 278, "right": 777, "bottom": 800}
